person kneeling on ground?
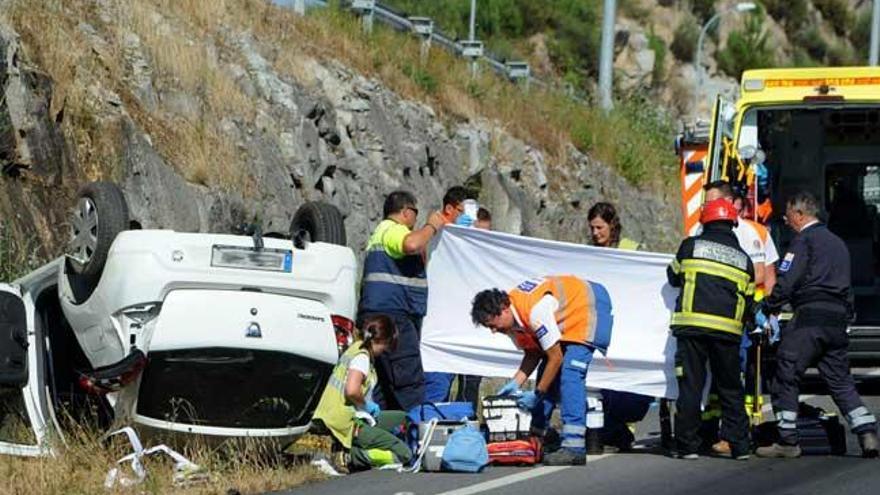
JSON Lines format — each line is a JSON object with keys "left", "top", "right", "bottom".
{"left": 313, "top": 315, "right": 413, "bottom": 471}
{"left": 471, "top": 275, "right": 613, "bottom": 466}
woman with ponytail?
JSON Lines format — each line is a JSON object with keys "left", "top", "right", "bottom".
{"left": 313, "top": 314, "right": 412, "bottom": 471}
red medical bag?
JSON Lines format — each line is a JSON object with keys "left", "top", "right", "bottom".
{"left": 487, "top": 437, "right": 542, "bottom": 465}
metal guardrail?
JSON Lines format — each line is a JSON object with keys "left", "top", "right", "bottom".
{"left": 296, "top": 0, "right": 577, "bottom": 95}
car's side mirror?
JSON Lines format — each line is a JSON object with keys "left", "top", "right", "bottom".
{"left": 0, "top": 290, "right": 28, "bottom": 387}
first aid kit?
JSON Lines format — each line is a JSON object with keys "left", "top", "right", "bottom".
{"left": 417, "top": 419, "right": 481, "bottom": 472}
{"left": 487, "top": 437, "right": 542, "bottom": 465}
{"left": 482, "top": 395, "right": 532, "bottom": 442}
{"left": 405, "top": 402, "right": 479, "bottom": 472}
{"left": 407, "top": 402, "right": 476, "bottom": 451}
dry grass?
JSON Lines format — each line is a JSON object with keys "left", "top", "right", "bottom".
{"left": 8, "top": 0, "right": 676, "bottom": 197}
{"left": 0, "top": 221, "right": 43, "bottom": 282}
{"left": 0, "top": 418, "right": 326, "bottom": 495}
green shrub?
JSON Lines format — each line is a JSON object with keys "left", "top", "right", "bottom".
{"left": 827, "top": 41, "right": 856, "bottom": 66}
{"left": 671, "top": 21, "right": 699, "bottom": 62}
{"left": 795, "top": 27, "right": 829, "bottom": 61}
{"left": 814, "top": 0, "right": 853, "bottom": 36}
{"left": 691, "top": 0, "right": 716, "bottom": 23}
{"left": 647, "top": 32, "right": 666, "bottom": 85}
{"left": 717, "top": 12, "right": 775, "bottom": 79}
{"left": 762, "top": 0, "right": 808, "bottom": 34}
{"left": 850, "top": 12, "right": 872, "bottom": 62}
{"left": 402, "top": 63, "right": 438, "bottom": 93}
{"left": 790, "top": 47, "right": 822, "bottom": 68}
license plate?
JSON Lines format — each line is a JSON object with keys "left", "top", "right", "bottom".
{"left": 211, "top": 245, "right": 293, "bottom": 273}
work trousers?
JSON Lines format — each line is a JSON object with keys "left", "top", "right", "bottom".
{"left": 674, "top": 333, "right": 749, "bottom": 456}
{"left": 771, "top": 314, "right": 878, "bottom": 445}
{"left": 454, "top": 374, "right": 482, "bottom": 411}
{"left": 601, "top": 390, "right": 653, "bottom": 448}
{"left": 350, "top": 411, "right": 413, "bottom": 470}
{"left": 364, "top": 313, "right": 425, "bottom": 411}
{"left": 421, "top": 373, "right": 482, "bottom": 408}
{"left": 530, "top": 343, "right": 594, "bottom": 454}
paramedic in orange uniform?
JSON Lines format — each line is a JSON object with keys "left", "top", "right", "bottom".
{"left": 470, "top": 275, "right": 613, "bottom": 466}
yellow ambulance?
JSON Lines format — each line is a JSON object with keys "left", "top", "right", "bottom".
{"left": 703, "top": 66, "right": 880, "bottom": 366}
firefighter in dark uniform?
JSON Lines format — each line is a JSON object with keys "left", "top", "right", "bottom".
{"left": 668, "top": 198, "right": 755, "bottom": 460}
{"left": 757, "top": 191, "right": 880, "bottom": 458}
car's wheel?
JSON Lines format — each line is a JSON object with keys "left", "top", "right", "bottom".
{"left": 68, "top": 181, "right": 129, "bottom": 278}
{"left": 289, "top": 201, "right": 346, "bottom": 246}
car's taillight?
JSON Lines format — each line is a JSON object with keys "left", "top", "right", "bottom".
{"left": 78, "top": 349, "right": 148, "bottom": 395}
{"left": 331, "top": 315, "right": 354, "bottom": 355}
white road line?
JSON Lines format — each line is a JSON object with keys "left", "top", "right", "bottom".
{"left": 432, "top": 454, "right": 613, "bottom": 495}
{"left": 432, "top": 466, "right": 570, "bottom": 495}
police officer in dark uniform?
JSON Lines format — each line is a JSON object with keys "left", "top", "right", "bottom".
{"left": 668, "top": 198, "right": 755, "bottom": 460}
{"left": 757, "top": 191, "right": 880, "bottom": 458}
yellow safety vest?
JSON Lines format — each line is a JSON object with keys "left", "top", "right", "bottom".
{"left": 312, "top": 342, "right": 376, "bottom": 448}
{"left": 617, "top": 237, "right": 641, "bottom": 251}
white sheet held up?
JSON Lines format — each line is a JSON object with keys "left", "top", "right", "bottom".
{"left": 420, "top": 226, "right": 680, "bottom": 399}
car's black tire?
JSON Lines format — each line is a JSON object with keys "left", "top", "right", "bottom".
{"left": 68, "top": 181, "right": 129, "bottom": 278}
{"left": 289, "top": 201, "right": 346, "bottom": 246}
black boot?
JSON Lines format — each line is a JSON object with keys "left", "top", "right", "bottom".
{"left": 859, "top": 431, "right": 880, "bottom": 458}
{"left": 544, "top": 448, "right": 586, "bottom": 466}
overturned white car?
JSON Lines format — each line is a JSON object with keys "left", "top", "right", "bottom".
{"left": 0, "top": 182, "right": 356, "bottom": 455}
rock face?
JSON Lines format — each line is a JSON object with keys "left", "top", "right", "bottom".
{"left": 0, "top": 2, "right": 681, "bottom": 277}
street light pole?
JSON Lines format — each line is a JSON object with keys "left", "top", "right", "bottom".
{"left": 598, "top": 0, "right": 616, "bottom": 112}
{"left": 870, "top": 0, "right": 880, "bottom": 65}
{"left": 468, "top": 0, "right": 478, "bottom": 78}
{"left": 469, "top": 0, "right": 477, "bottom": 41}
{"left": 693, "top": 2, "right": 756, "bottom": 116}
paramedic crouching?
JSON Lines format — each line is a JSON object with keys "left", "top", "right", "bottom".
{"left": 313, "top": 315, "right": 413, "bottom": 471}
{"left": 470, "top": 275, "right": 613, "bottom": 465}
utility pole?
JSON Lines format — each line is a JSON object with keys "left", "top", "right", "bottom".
{"left": 598, "top": 0, "right": 616, "bottom": 112}
{"left": 870, "top": 0, "right": 880, "bottom": 65}
{"left": 469, "top": 0, "right": 477, "bottom": 41}
{"left": 468, "top": 0, "right": 478, "bottom": 79}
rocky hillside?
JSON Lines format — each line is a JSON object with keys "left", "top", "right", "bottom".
{"left": 0, "top": 0, "right": 683, "bottom": 279}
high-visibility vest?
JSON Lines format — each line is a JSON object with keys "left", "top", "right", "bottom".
{"left": 617, "top": 237, "right": 641, "bottom": 251}
{"left": 359, "top": 220, "right": 427, "bottom": 317}
{"left": 507, "top": 275, "right": 613, "bottom": 352}
{"left": 313, "top": 342, "right": 376, "bottom": 448}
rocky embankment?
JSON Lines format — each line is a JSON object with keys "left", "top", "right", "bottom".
{"left": 0, "top": 0, "right": 681, "bottom": 274}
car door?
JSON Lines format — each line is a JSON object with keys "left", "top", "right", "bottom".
{"left": 0, "top": 283, "right": 43, "bottom": 456}
{"left": 706, "top": 95, "right": 737, "bottom": 183}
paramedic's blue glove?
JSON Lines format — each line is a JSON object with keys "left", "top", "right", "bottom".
{"left": 755, "top": 309, "right": 768, "bottom": 330}
{"left": 454, "top": 213, "right": 475, "bottom": 227}
{"left": 363, "top": 401, "right": 381, "bottom": 417}
{"left": 497, "top": 379, "right": 520, "bottom": 396}
{"left": 517, "top": 391, "right": 542, "bottom": 411}
{"left": 767, "top": 315, "right": 781, "bottom": 344}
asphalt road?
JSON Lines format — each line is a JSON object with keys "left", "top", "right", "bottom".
{"left": 285, "top": 393, "right": 880, "bottom": 495}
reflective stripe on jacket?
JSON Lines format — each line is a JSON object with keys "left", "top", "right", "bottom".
{"left": 313, "top": 342, "right": 376, "bottom": 449}
{"left": 359, "top": 220, "right": 428, "bottom": 317}
{"left": 667, "top": 224, "right": 756, "bottom": 339}
{"left": 507, "top": 275, "right": 613, "bottom": 352}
